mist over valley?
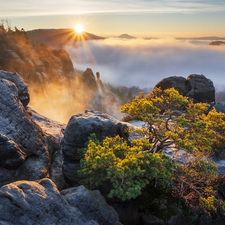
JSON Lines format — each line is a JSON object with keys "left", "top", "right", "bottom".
{"left": 66, "top": 37, "right": 225, "bottom": 91}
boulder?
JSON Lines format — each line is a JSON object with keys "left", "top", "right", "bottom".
{"left": 0, "top": 179, "right": 98, "bottom": 225}
{"left": 62, "top": 110, "right": 129, "bottom": 185}
{"left": 61, "top": 185, "right": 121, "bottom": 225}
{"left": 155, "top": 76, "right": 188, "bottom": 96}
{"left": 154, "top": 74, "right": 215, "bottom": 103}
{"left": 212, "top": 102, "right": 225, "bottom": 114}
{"left": 186, "top": 74, "right": 215, "bottom": 103}
{"left": 0, "top": 78, "right": 49, "bottom": 187}
{"left": 0, "top": 70, "right": 30, "bottom": 107}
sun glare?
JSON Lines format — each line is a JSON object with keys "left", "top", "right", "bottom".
{"left": 75, "top": 24, "right": 84, "bottom": 33}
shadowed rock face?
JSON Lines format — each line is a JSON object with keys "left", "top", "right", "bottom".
{"left": 62, "top": 110, "right": 129, "bottom": 186}
{"left": 186, "top": 74, "right": 215, "bottom": 103}
{"left": 0, "top": 179, "right": 98, "bottom": 225}
{"left": 0, "top": 70, "right": 30, "bottom": 107}
{"left": 0, "top": 133, "right": 26, "bottom": 170}
{"left": 28, "top": 107, "right": 67, "bottom": 191}
{"left": 61, "top": 185, "right": 121, "bottom": 225}
{"left": 155, "top": 76, "right": 188, "bottom": 96}
{"left": 155, "top": 74, "right": 215, "bottom": 103}
{"left": 0, "top": 78, "right": 49, "bottom": 187}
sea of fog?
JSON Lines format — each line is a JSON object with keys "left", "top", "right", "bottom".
{"left": 66, "top": 38, "right": 225, "bottom": 91}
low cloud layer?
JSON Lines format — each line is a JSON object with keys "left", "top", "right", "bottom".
{"left": 67, "top": 38, "right": 225, "bottom": 90}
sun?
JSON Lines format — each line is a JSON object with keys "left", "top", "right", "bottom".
{"left": 75, "top": 24, "right": 84, "bottom": 33}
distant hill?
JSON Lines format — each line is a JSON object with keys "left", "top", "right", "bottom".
{"left": 117, "top": 34, "right": 135, "bottom": 39}
{"left": 176, "top": 36, "right": 225, "bottom": 41}
{"left": 209, "top": 41, "right": 225, "bottom": 46}
{"left": 27, "top": 29, "right": 105, "bottom": 48}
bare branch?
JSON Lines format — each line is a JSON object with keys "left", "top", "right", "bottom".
{"left": 175, "top": 173, "right": 202, "bottom": 197}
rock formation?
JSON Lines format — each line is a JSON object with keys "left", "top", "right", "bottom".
{"left": 61, "top": 185, "right": 121, "bottom": 225}
{"left": 0, "top": 73, "right": 63, "bottom": 188}
{"left": 62, "top": 110, "right": 129, "bottom": 186}
{"left": 0, "top": 70, "right": 30, "bottom": 107}
{"left": 0, "top": 77, "right": 46, "bottom": 186}
{"left": 28, "top": 107, "right": 67, "bottom": 190}
{"left": 155, "top": 74, "right": 215, "bottom": 103}
{"left": 0, "top": 31, "right": 74, "bottom": 85}
{"left": 0, "top": 178, "right": 120, "bottom": 225}
{"left": 80, "top": 68, "right": 104, "bottom": 112}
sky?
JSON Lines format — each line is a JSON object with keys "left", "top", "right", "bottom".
{"left": 1, "top": 0, "right": 225, "bottom": 37}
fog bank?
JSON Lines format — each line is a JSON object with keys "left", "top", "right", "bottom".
{"left": 66, "top": 38, "right": 225, "bottom": 90}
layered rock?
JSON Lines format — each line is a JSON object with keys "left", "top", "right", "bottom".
{"left": 0, "top": 32, "right": 74, "bottom": 85}
{"left": 0, "top": 178, "right": 107, "bottom": 225}
{"left": 155, "top": 74, "right": 215, "bottom": 103}
{"left": 79, "top": 68, "right": 104, "bottom": 112}
{"left": 29, "top": 107, "right": 67, "bottom": 190}
{"left": 62, "top": 110, "right": 129, "bottom": 185}
{"left": 0, "top": 77, "right": 52, "bottom": 187}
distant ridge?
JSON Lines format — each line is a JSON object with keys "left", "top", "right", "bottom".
{"left": 176, "top": 36, "right": 225, "bottom": 41}
{"left": 117, "top": 34, "right": 135, "bottom": 39}
{"left": 209, "top": 41, "right": 225, "bottom": 46}
{"left": 27, "top": 29, "right": 105, "bottom": 48}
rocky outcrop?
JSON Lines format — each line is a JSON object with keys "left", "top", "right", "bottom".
{"left": 155, "top": 74, "right": 215, "bottom": 103}
{"left": 186, "top": 74, "right": 215, "bottom": 103}
{"left": 0, "top": 70, "right": 30, "bottom": 107}
{"left": 0, "top": 31, "right": 74, "bottom": 86}
{"left": 155, "top": 76, "right": 188, "bottom": 96}
{"left": 62, "top": 110, "right": 129, "bottom": 186}
{"left": 61, "top": 185, "right": 121, "bottom": 225}
{"left": 0, "top": 179, "right": 101, "bottom": 225}
{"left": 29, "top": 107, "right": 67, "bottom": 190}
{"left": 79, "top": 68, "right": 104, "bottom": 112}
{"left": 0, "top": 78, "right": 50, "bottom": 187}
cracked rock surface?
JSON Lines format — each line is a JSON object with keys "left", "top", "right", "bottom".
{"left": 0, "top": 78, "right": 49, "bottom": 187}
{"left": 0, "top": 179, "right": 98, "bottom": 225}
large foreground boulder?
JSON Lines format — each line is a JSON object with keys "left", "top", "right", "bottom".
{"left": 155, "top": 74, "right": 215, "bottom": 103}
{"left": 0, "top": 179, "right": 99, "bottom": 225}
{"left": 0, "top": 78, "right": 49, "bottom": 187}
{"left": 62, "top": 110, "right": 129, "bottom": 186}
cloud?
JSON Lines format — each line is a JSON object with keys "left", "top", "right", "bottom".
{"left": 66, "top": 38, "right": 225, "bottom": 90}
{"left": 1, "top": 0, "right": 225, "bottom": 17}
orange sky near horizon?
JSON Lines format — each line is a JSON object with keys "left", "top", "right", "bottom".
{"left": 1, "top": 0, "right": 225, "bottom": 38}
